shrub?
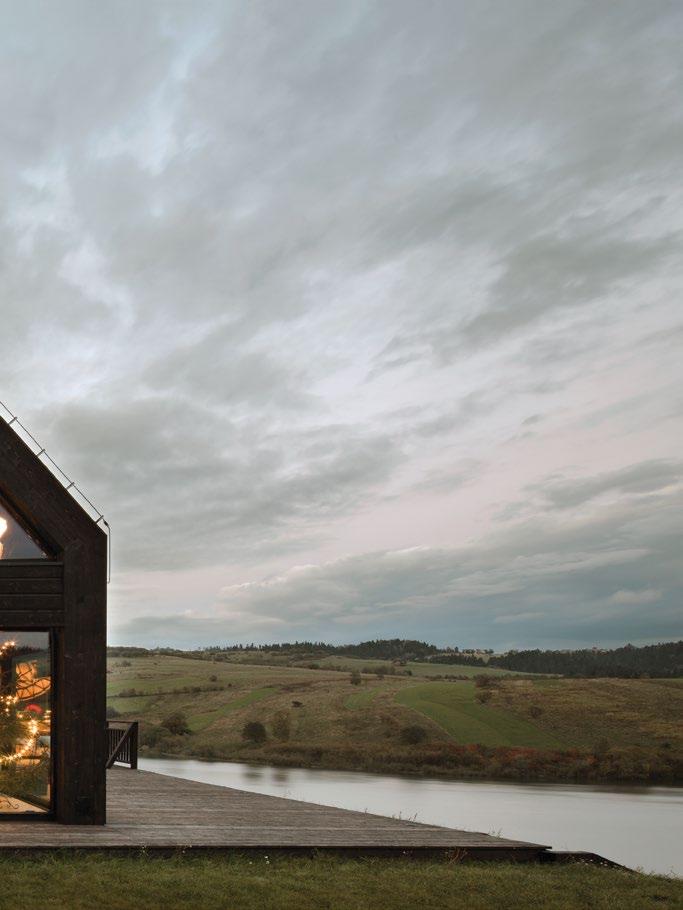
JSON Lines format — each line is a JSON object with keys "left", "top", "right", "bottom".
{"left": 160, "top": 712, "right": 191, "bottom": 735}
{"left": 106, "top": 705, "right": 120, "bottom": 719}
{"left": 209, "top": 674, "right": 218, "bottom": 682}
{"left": 139, "top": 723, "right": 164, "bottom": 747}
{"left": 242, "top": 721, "right": 267, "bottom": 745}
{"left": 529, "top": 705, "right": 543, "bottom": 718}
{"left": 399, "top": 725, "right": 428, "bottom": 745}
{"left": 474, "top": 675, "right": 500, "bottom": 689}
{"left": 350, "top": 670, "right": 362, "bottom": 686}
{"left": 475, "top": 689, "right": 492, "bottom": 704}
{"left": 593, "top": 738, "right": 611, "bottom": 756}
{"left": 271, "top": 712, "right": 291, "bottom": 742}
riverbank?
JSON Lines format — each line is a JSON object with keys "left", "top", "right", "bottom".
{"left": 143, "top": 739, "right": 682, "bottom": 786}
{"left": 1, "top": 853, "right": 681, "bottom": 910}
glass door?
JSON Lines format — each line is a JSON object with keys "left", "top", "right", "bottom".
{"left": 0, "top": 631, "right": 52, "bottom": 814}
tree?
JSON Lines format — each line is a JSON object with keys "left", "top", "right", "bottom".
{"left": 399, "top": 725, "right": 428, "bottom": 745}
{"left": 160, "top": 712, "right": 191, "bottom": 735}
{"left": 271, "top": 712, "right": 291, "bottom": 741}
{"left": 242, "top": 721, "right": 267, "bottom": 745}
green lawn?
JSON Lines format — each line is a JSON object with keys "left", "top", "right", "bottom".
{"left": 396, "top": 682, "right": 565, "bottom": 748}
{"left": 0, "top": 854, "right": 679, "bottom": 910}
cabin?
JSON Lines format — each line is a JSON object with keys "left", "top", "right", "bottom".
{"left": 0, "top": 417, "right": 107, "bottom": 823}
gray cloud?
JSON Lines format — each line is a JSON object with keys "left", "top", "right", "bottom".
{"left": 116, "top": 478, "right": 683, "bottom": 648}
{"left": 0, "top": 2, "right": 681, "bottom": 648}
{"left": 532, "top": 461, "right": 682, "bottom": 510}
{"left": 41, "top": 393, "right": 404, "bottom": 571}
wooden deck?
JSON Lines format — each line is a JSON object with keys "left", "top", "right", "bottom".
{"left": 0, "top": 769, "right": 550, "bottom": 857}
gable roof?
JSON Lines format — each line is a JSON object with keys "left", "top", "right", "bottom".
{"left": 0, "top": 417, "right": 106, "bottom": 557}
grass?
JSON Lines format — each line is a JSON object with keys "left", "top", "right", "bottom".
{"left": 396, "top": 682, "right": 565, "bottom": 748}
{"left": 485, "top": 677, "right": 683, "bottom": 751}
{"left": 188, "top": 687, "right": 277, "bottom": 732}
{"left": 107, "top": 695, "right": 154, "bottom": 713}
{"left": 312, "top": 655, "right": 517, "bottom": 678}
{"left": 0, "top": 853, "right": 680, "bottom": 910}
{"left": 344, "top": 686, "right": 382, "bottom": 709}
{"left": 107, "top": 656, "right": 682, "bottom": 782}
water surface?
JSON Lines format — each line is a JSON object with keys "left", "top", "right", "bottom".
{"left": 140, "top": 757, "right": 682, "bottom": 877}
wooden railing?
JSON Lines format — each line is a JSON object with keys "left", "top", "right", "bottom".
{"left": 106, "top": 721, "right": 138, "bottom": 769}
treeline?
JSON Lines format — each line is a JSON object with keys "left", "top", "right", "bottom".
{"left": 204, "top": 639, "right": 439, "bottom": 660}
{"left": 491, "top": 641, "right": 683, "bottom": 677}
{"left": 426, "top": 653, "right": 488, "bottom": 667}
{"left": 108, "top": 639, "right": 439, "bottom": 661}
{"left": 205, "top": 641, "right": 338, "bottom": 654}
{"left": 106, "top": 639, "right": 683, "bottom": 677}
{"left": 330, "top": 639, "right": 438, "bottom": 660}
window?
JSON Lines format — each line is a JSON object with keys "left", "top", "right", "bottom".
{"left": 0, "top": 497, "right": 48, "bottom": 559}
{"left": 0, "top": 631, "right": 52, "bottom": 813}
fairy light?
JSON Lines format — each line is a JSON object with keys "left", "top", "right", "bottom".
{"left": 0, "top": 638, "right": 43, "bottom": 766}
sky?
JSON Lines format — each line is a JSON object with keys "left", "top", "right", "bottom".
{"left": 1, "top": 1, "right": 681, "bottom": 650}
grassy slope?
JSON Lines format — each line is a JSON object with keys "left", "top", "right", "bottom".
{"left": 188, "top": 687, "right": 277, "bottom": 733}
{"left": 107, "top": 656, "right": 682, "bottom": 778}
{"left": 344, "top": 686, "right": 382, "bottom": 709}
{"left": 0, "top": 854, "right": 680, "bottom": 910}
{"left": 484, "top": 677, "right": 683, "bottom": 750}
{"left": 396, "top": 683, "right": 565, "bottom": 748}
{"left": 311, "top": 655, "right": 513, "bottom": 677}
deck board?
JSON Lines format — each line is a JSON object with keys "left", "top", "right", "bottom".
{"left": 0, "top": 769, "right": 550, "bottom": 854}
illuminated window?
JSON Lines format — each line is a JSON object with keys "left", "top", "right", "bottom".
{"left": 0, "top": 631, "right": 52, "bottom": 814}
{"left": 0, "top": 498, "right": 49, "bottom": 559}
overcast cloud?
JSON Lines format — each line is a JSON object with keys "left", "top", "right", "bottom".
{"left": 1, "top": 1, "right": 681, "bottom": 649}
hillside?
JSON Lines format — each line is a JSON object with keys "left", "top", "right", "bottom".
{"left": 107, "top": 655, "right": 683, "bottom": 783}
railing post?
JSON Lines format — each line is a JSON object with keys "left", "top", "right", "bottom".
{"left": 130, "top": 721, "right": 138, "bottom": 770}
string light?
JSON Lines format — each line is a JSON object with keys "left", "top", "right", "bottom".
{"left": 0, "top": 638, "right": 43, "bottom": 767}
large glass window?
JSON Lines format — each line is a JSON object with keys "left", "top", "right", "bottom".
{"left": 0, "top": 497, "right": 48, "bottom": 559}
{"left": 0, "top": 631, "right": 52, "bottom": 814}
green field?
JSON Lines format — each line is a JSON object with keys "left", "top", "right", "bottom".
{"left": 107, "top": 655, "right": 683, "bottom": 782}
{"left": 188, "top": 687, "right": 277, "bottom": 732}
{"left": 1, "top": 853, "right": 680, "bottom": 910}
{"left": 396, "top": 683, "right": 564, "bottom": 748}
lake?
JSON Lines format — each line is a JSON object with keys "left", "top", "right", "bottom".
{"left": 140, "top": 757, "right": 682, "bottom": 877}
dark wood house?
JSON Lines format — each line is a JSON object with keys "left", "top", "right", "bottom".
{"left": 0, "top": 417, "right": 107, "bottom": 823}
